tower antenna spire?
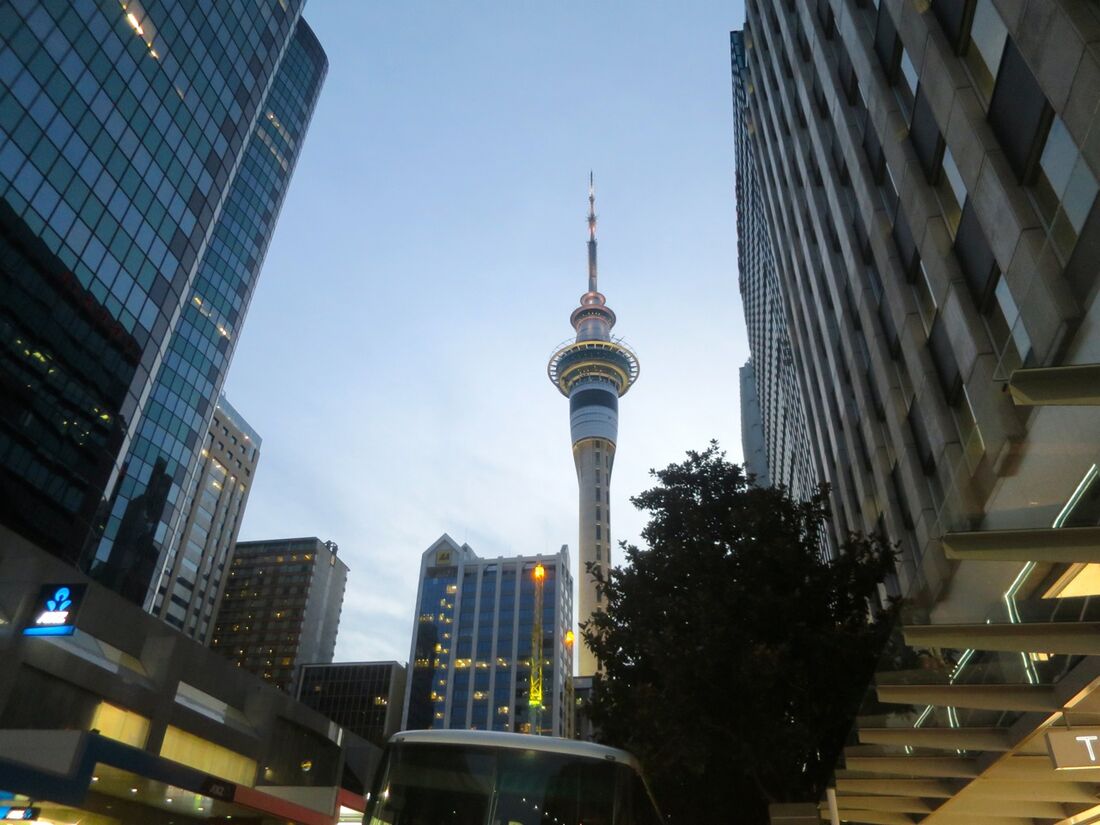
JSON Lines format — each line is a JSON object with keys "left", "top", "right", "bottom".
{"left": 587, "top": 172, "right": 598, "bottom": 293}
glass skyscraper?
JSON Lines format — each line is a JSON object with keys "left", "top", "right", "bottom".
{"left": 730, "top": 30, "right": 820, "bottom": 510}
{"left": 403, "top": 535, "right": 574, "bottom": 738}
{"left": 0, "top": 1, "right": 325, "bottom": 605}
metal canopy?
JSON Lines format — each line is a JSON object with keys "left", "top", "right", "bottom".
{"left": 941, "top": 526, "right": 1100, "bottom": 563}
{"left": 1007, "top": 364, "right": 1100, "bottom": 406}
{"left": 901, "top": 622, "right": 1100, "bottom": 656}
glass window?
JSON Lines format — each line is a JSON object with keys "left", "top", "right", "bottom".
{"left": 1033, "top": 116, "right": 1099, "bottom": 260}
{"left": 940, "top": 145, "right": 967, "bottom": 230}
{"left": 965, "top": 0, "right": 1007, "bottom": 102}
{"left": 988, "top": 274, "right": 1032, "bottom": 369}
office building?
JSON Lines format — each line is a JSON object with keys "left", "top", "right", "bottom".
{"left": 547, "top": 177, "right": 639, "bottom": 676}
{"left": 739, "top": 360, "right": 772, "bottom": 485}
{"left": 298, "top": 661, "right": 407, "bottom": 747}
{"left": 150, "top": 395, "right": 261, "bottom": 643}
{"left": 211, "top": 537, "right": 348, "bottom": 692}
{"left": 0, "top": 1, "right": 326, "bottom": 608}
{"left": 402, "top": 535, "right": 574, "bottom": 738}
{"left": 0, "top": 528, "right": 372, "bottom": 824}
{"left": 732, "top": 30, "right": 820, "bottom": 506}
{"left": 736, "top": 0, "right": 1100, "bottom": 821}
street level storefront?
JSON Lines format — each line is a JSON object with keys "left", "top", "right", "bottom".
{"left": 0, "top": 529, "right": 374, "bottom": 824}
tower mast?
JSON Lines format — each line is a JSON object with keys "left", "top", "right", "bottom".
{"left": 587, "top": 171, "right": 598, "bottom": 293}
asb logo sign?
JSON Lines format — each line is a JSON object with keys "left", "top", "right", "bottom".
{"left": 23, "top": 584, "right": 86, "bottom": 637}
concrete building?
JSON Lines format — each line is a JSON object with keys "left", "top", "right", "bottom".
{"left": 402, "top": 535, "right": 574, "bottom": 738}
{"left": 211, "top": 537, "right": 348, "bottom": 693}
{"left": 740, "top": 360, "right": 773, "bottom": 485}
{"left": 736, "top": 0, "right": 1100, "bottom": 821}
{"left": 0, "top": 526, "right": 372, "bottom": 824}
{"left": 298, "top": 661, "right": 407, "bottom": 747}
{"left": 547, "top": 177, "right": 639, "bottom": 676}
{"left": 0, "top": 2, "right": 325, "bottom": 609}
{"left": 151, "top": 395, "right": 261, "bottom": 642}
{"left": 732, "top": 30, "right": 821, "bottom": 506}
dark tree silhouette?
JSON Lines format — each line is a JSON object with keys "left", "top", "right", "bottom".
{"left": 582, "top": 443, "right": 896, "bottom": 824}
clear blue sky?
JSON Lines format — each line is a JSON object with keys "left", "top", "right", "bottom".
{"left": 226, "top": 1, "right": 749, "bottom": 663}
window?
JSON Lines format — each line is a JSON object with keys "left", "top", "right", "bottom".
{"left": 873, "top": 7, "right": 902, "bottom": 84}
{"left": 892, "top": 209, "right": 919, "bottom": 282}
{"left": 954, "top": 388, "right": 985, "bottom": 473}
{"left": 897, "top": 47, "right": 919, "bottom": 120}
{"left": 909, "top": 89, "right": 945, "bottom": 184}
{"left": 963, "top": 0, "right": 1006, "bottom": 104}
{"left": 954, "top": 201, "right": 1032, "bottom": 370}
{"left": 987, "top": 38, "right": 1051, "bottom": 182}
{"left": 931, "top": 0, "right": 975, "bottom": 53}
{"left": 986, "top": 275, "right": 1032, "bottom": 372}
{"left": 1031, "top": 116, "right": 1099, "bottom": 262}
{"left": 938, "top": 145, "right": 967, "bottom": 236}
{"left": 927, "top": 315, "right": 961, "bottom": 404}
{"left": 909, "top": 403, "right": 943, "bottom": 500}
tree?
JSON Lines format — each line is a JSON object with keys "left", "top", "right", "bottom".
{"left": 583, "top": 444, "right": 896, "bottom": 824}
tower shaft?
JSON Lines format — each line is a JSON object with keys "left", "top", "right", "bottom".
{"left": 573, "top": 437, "right": 615, "bottom": 677}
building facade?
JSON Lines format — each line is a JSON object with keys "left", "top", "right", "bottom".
{"left": 0, "top": 525, "right": 372, "bottom": 824}
{"left": 150, "top": 395, "right": 261, "bottom": 643}
{"left": 298, "top": 661, "right": 407, "bottom": 747}
{"left": 211, "top": 536, "right": 348, "bottom": 692}
{"left": 736, "top": 0, "right": 1100, "bottom": 821}
{"left": 402, "top": 535, "right": 574, "bottom": 738}
{"left": 732, "top": 29, "right": 821, "bottom": 506}
{"left": 0, "top": 1, "right": 325, "bottom": 609}
{"left": 739, "top": 360, "right": 772, "bottom": 485}
{"left": 547, "top": 178, "right": 639, "bottom": 676}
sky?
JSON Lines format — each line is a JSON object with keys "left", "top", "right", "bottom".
{"left": 225, "top": 1, "right": 750, "bottom": 664}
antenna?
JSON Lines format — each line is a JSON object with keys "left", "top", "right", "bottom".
{"left": 587, "top": 172, "right": 598, "bottom": 293}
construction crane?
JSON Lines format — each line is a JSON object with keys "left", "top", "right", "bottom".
{"left": 529, "top": 562, "right": 545, "bottom": 734}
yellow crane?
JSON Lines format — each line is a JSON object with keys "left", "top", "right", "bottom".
{"left": 529, "top": 562, "right": 545, "bottom": 733}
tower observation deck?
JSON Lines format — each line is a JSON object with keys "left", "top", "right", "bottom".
{"left": 547, "top": 175, "right": 639, "bottom": 677}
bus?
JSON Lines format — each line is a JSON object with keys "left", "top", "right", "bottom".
{"left": 365, "top": 729, "right": 664, "bottom": 825}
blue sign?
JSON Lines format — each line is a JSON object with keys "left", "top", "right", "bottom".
{"left": 0, "top": 806, "right": 39, "bottom": 820}
{"left": 23, "top": 584, "right": 85, "bottom": 637}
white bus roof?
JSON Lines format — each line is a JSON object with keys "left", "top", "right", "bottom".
{"left": 388, "top": 729, "right": 642, "bottom": 771}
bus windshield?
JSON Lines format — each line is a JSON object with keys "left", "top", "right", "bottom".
{"left": 366, "top": 742, "right": 662, "bottom": 825}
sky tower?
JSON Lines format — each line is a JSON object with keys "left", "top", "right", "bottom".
{"left": 548, "top": 175, "right": 640, "bottom": 677}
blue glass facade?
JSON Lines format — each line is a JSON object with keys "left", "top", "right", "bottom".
{"left": 403, "top": 537, "right": 574, "bottom": 738}
{"left": 93, "top": 19, "right": 326, "bottom": 608}
{"left": 0, "top": 1, "right": 325, "bottom": 604}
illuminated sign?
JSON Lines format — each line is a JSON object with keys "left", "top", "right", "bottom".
{"left": 0, "top": 807, "right": 39, "bottom": 820}
{"left": 1047, "top": 728, "right": 1100, "bottom": 769}
{"left": 23, "top": 584, "right": 85, "bottom": 637}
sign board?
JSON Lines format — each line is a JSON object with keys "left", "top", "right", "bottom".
{"left": 435, "top": 549, "right": 452, "bottom": 565}
{"left": 0, "top": 807, "right": 40, "bottom": 821}
{"left": 1047, "top": 728, "right": 1100, "bottom": 769}
{"left": 23, "top": 584, "right": 86, "bottom": 637}
{"left": 199, "top": 777, "right": 236, "bottom": 802}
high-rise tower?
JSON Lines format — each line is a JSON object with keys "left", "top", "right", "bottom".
{"left": 548, "top": 176, "right": 639, "bottom": 677}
